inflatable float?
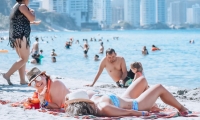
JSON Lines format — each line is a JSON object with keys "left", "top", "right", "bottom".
{"left": 152, "top": 47, "right": 160, "bottom": 51}
{"left": 0, "top": 49, "right": 8, "bottom": 53}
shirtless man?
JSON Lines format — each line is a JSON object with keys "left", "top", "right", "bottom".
{"left": 85, "top": 48, "right": 135, "bottom": 87}
{"left": 31, "top": 37, "right": 39, "bottom": 54}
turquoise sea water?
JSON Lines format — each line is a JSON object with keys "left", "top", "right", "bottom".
{"left": 0, "top": 30, "right": 200, "bottom": 89}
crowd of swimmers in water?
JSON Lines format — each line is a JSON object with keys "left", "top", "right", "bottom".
{"left": 0, "top": 35, "right": 196, "bottom": 62}
{"left": 29, "top": 35, "right": 113, "bottom": 64}
{"left": 28, "top": 35, "right": 163, "bottom": 65}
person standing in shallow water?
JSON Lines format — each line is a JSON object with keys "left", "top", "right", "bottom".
{"left": 31, "top": 37, "right": 39, "bottom": 54}
{"left": 99, "top": 42, "right": 104, "bottom": 53}
{"left": 142, "top": 46, "right": 148, "bottom": 55}
{"left": 2, "top": 0, "right": 41, "bottom": 85}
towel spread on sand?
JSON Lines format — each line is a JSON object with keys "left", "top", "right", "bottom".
{"left": 1, "top": 99, "right": 200, "bottom": 119}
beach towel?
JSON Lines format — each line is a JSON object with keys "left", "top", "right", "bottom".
{"left": 1, "top": 99, "right": 200, "bottom": 119}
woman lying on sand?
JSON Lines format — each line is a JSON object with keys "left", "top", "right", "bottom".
{"left": 64, "top": 62, "right": 189, "bottom": 117}
{"left": 26, "top": 62, "right": 150, "bottom": 109}
{"left": 26, "top": 67, "right": 69, "bottom": 108}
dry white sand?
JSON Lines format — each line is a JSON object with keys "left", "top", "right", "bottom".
{"left": 0, "top": 73, "right": 200, "bottom": 120}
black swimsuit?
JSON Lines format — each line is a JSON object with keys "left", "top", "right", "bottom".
{"left": 9, "top": 3, "right": 31, "bottom": 48}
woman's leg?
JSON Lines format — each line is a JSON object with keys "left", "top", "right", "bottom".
{"left": 18, "top": 64, "right": 26, "bottom": 84}
{"left": 3, "top": 37, "right": 30, "bottom": 85}
{"left": 136, "top": 84, "right": 187, "bottom": 113}
{"left": 122, "top": 77, "right": 148, "bottom": 99}
{"left": 15, "top": 42, "right": 27, "bottom": 84}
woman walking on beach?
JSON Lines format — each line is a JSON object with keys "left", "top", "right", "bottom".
{"left": 3, "top": 0, "right": 40, "bottom": 85}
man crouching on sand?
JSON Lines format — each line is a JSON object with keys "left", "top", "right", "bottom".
{"left": 85, "top": 48, "right": 135, "bottom": 88}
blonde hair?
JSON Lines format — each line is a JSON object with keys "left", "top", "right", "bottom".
{"left": 130, "top": 62, "right": 143, "bottom": 72}
{"left": 65, "top": 102, "right": 96, "bottom": 116}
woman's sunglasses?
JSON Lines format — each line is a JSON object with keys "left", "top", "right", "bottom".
{"left": 31, "top": 75, "right": 43, "bottom": 87}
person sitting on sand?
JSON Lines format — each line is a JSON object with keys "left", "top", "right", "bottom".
{"left": 51, "top": 49, "right": 57, "bottom": 56}
{"left": 142, "top": 46, "right": 148, "bottom": 55}
{"left": 65, "top": 83, "right": 189, "bottom": 117}
{"left": 94, "top": 54, "right": 100, "bottom": 61}
{"left": 85, "top": 48, "right": 135, "bottom": 88}
{"left": 151, "top": 45, "right": 160, "bottom": 51}
{"left": 99, "top": 42, "right": 104, "bottom": 54}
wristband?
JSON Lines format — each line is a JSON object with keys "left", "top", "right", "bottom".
{"left": 41, "top": 100, "right": 48, "bottom": 108}
{"left": 44, "top": 101, "right": 48, "bottom": 107}
{"left": 142, "top": 111, "right": 145, "bottom": 116}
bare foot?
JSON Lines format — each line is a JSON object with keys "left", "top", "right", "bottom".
{"left": 179, "top": 105, "right": 189, "bottom": 116}
{"left": 150, "top": 104, "right": 163, "bottom": 112}
{"left": 20, "top": 81, "right": 28, "bottom": 85}
{"left": 2, "top": 73, "right": 13, "bottom": 85}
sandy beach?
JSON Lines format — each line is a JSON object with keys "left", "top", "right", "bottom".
{"left": 0, "top": 72, "right": 200, "bottom": 120}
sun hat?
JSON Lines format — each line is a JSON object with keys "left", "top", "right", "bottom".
{"left": 65, "top": 91, "right": 94, "bottom": 105}
{"left": 26, "top": 67, "right": 46, "bottom": 86}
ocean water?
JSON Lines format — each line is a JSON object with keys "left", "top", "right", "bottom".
{"left": 0, "top": 30, "right": 200, "bottom": 89}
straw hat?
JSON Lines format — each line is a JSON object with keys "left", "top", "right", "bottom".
{"left": 65, "top": 91, "right": 94, "bottom": 105}
{"left": 26, "top": 67, "right": 46, "bottom": 86}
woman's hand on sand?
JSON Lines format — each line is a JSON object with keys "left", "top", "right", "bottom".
{"left": 27, "top": 98, "right": 32, "bottom": 103}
